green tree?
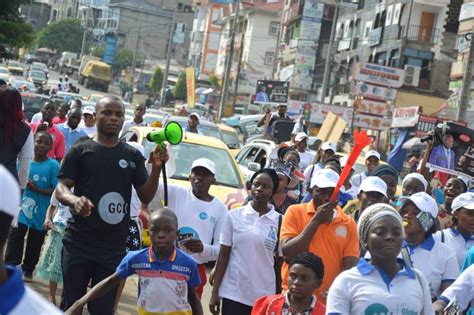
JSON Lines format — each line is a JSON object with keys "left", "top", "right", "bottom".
{"left": 174, "top": 72, "right": 187, "bottom": 100}
{"left": 148, "top": 66, "right": 163, "bottom": 97}
{"left": 0, "top": 0, "right": 34, "bottom": 59}
{"left": 208, "top": 75, "right": 220, "bottom": 89}
{"left": 36, "top": 19, "right": 84, "bottom": 53}
{"left": 91, "top": 46, "right": 105, "bottom": 58}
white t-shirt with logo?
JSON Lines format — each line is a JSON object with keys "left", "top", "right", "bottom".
{"left": 218, "top": 204, "right": 281, "bottom": 306}
{"left": 434, "top": 228, "right": 474, "bottom": 269}
{"left": 441, "top": 264, "right": 474, "bottom": 310}
{"left": 158, "top": 183, "right": 228, "bottom": 265}
{"left": 327, "top": 258, "right": 433, "bottom": 314}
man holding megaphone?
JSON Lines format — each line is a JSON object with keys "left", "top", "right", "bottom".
{"left": 149, "top": 148, "right": 228, "bottom": 299}
{"left": 55, "top": 96, "right": 164, "bottom": 314}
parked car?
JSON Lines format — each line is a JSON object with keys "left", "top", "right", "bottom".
{"left": 7, "top": 60, "right": 23, "bottom": 76}
{"left": 0, "top": 67, "right": 12, "bottom": 84}
{"left": 27, "top": 70, "right": 47, "bottom": 87}
{"left": 162, "top": 115, "right": 221, "bottom": 139}
{"left": 11, "top": 80, "right": 37, "bottom": 93}
{"left": 235, "top": 139, "right": 277, "bottom": 181}
{"left": 20, "top": 92, "right": 50, "bottom": 121}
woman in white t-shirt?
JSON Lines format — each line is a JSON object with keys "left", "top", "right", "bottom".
{"left": 398, "top": 192, "right": 460, "bottom": 300}
{"left": 326, "top": 203, "right": 433, "bottom": 314}
{"left": 209, "top": 168, "right": 282, "bottom": 315}
{"left": 434, "top": 192, "right": 474, "bottom": 269}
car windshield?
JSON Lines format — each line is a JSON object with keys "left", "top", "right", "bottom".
{"left": 0, "top": 68, "right": 8, "bottom": 74}
{"left": 199, "top": 125, "right": 221, "bottom": 138}
{"left": 33, "top": 63, "right": 47, "bottom": 69}
{"left": 30, "top": 71, "right": 46, "bottom": 79}
{"left": 142, "top": 141, "right": 242, "bottom": 188}
{"left": 13, "top": 81, "right": 35, "bottom": 89}
{"left": 220, "top": 130, "right": 240, "bottom": 149}
{"left": 9, "top": 62, "right": 20, "bottom": 67}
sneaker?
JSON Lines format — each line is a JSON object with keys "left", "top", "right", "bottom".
{"left": 23, "top": 271, "right": 33, "bottom": 282}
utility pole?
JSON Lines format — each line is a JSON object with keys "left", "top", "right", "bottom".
{"left": 320, "top": 3, "right": 338, "bottom": 103}
{"left": 131, "top": 3, "right": 143, "bottom": 81}
{"left": 458, "top": 30, "right": 474, "bottom": 121}
{"left": 161, "top": 3, "right": 179, "bottom": 106}
{"left": 217, "top": 0, "right": 241, "bottom": 122}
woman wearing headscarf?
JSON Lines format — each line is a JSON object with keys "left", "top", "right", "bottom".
{"left": 326, "top": 203, "right": 433, "bottom": 314}
{"left": 0, "top": 87, "right": 34, "bottom": 189}
{"left": 438, "top": 176, "right": 468, "bottom": 229}
{"left": 209, "top": 169, "right": 282, "bottom": 315}
{"left": 434, "top": 192, "right": 474, "bottom": 269}
{"left": 401, "top": 173, "right": 428, "bottom": 197}
{"left": 399, "top": 192, "right": 459, "bottom": 300}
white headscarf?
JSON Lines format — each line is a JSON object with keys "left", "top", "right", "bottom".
{"left": 402, "top": 173, "right": 428, "bottom": 192}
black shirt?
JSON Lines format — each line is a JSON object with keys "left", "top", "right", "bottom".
{"left": 0, "top": 122, "right": 31, "bottom": 182}
{"left": 58, "top": 139, "right": 148, "bottom": 251}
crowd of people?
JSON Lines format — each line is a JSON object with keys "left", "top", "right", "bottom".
{"left": 2, "top": 85, "right": 474, "bottom": 315}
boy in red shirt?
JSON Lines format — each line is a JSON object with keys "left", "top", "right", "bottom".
{"left": 252, "top": 253, "right": 326, "bottom": 315}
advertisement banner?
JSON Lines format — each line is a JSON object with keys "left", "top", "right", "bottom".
{"left": 353, "top": 99, "right": 394, "bottom": 117}
{"left": 254, "top": 80, "right": 289, "bottom": 104}
{"left": 310, "top": 103, "right": 353, "bottom": 126}
{"left": 352, "top": 82, "right": 398, "bottom": 101}
{"left": 391, "top": 106, "right": 420, "bottom": 128}
{"left": 353, "top": 62, "right": 405, "bottom": 88}
{"left": 103, "top": 33, "right": 117, "bottom": 65}
{"left": 415, "top": 115, "right": 467, "bottom": 137}
{"left": 186, "top": 67, "right": 195, "bottom": 108}
{"left": 353, "top": 113, "right": 392, "bottom": 130}
{"left": 287, "top": 100, "right": 304, "bottom": 118}
{"left": 427, "top": 122, "right": 474, "bottom": 180}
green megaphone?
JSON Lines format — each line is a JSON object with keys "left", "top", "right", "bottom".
{"left": 146, "top": 121, "right": 183, "bottom": 148}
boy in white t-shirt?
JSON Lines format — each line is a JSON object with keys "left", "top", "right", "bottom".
{"left": 152, "top": 150, "right": 228, "bottom": 298}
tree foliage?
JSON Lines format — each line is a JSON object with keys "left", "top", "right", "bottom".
{"left": 174, "top": 72, "right": 187, "bottom": 100}
{"left": 148, "top": 66, "right": 163, "bottom": 95}
{"left": 0, "top": 0, "right": 34, "bottom": 59}
{"left": 208, "top": 75, "right": 220, "bottom": 89}
{"left": 36, "top": 19, "right": 84, "bottom": 53}
{"left": 91, "top": 46, "right": 105, "bottom": 58}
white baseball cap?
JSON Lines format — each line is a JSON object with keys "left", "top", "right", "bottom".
{"left": 359, "top": 176, "right": 387, "bottom": 198}
{"left": 0, "top": 165, "right": 21, "bottom": 218}
{"left": 295, "top": 132, "right": 308, "bottom": 142}
{"left": 321, "top": 142, "right": 336, "bottom": 152}
{"left": 310, "top": 169, "right": 339, "bottom": 189}
{"left": 189, "top": 112, "right": 200, "bottom": 120}
{"left": 365, "top": 150, "right": 381, "bottom": 160}
{"left": 83, "top": 106, "right": 95, "bottom": 115}
{"left": 399, "top": 191, "right": 439, "bottom": 218}
{"left": 452, "top": 192, "right": 474, "bottom": 213}
{"left": 191, "top": 158, "right": 215, "bottom": 175}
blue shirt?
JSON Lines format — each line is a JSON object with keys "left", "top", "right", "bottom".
{"left": 18, "top": 158, "right": 59, "bottom": 230}
{"left": 57, "top": 123, "right": 88, "bottom": 152}
{"left": 116, "top": 246, "right": 200, "bottom": 314}
{"left": 429, "top": 144, "right": 455, "bottom": 170}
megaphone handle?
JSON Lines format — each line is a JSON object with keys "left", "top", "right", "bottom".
{"left": 162, "top": 162, "right": 168, "bottom": 207}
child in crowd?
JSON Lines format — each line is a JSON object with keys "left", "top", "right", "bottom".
{"left": 66, "top": 208, "right": 203, "bottom": 315}
{"left": 5, "top": 131, "right": 59, "bottom": 281}
{"left": 35, "top": 190, "right": 71, "bottom": 305}
{"left": 252, "top": 252, "right": 326, "bottom": 314}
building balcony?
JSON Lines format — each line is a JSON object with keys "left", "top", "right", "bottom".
{"left": 403, "top": 25, "right": 440, "bottom": 45}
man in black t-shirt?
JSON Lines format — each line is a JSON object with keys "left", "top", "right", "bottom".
{"left": 56, "top": 95, "right": 163, "bottom": 314}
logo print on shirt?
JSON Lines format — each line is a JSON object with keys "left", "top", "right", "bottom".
{"left": 97, "top": 192, "right": 128, "bottom": 224}
{"left": 33, "top": 174, "right": 40, "bottom": 181}
{"left": 199, "top": 212, "right": 208, "bottom": 220}
{"left": 335, "top": 226, "right": 348, "bottom": 238}
{"left": 119, "top": 159, "right": 128, "bottom": 168}
{"left": 365, "top": 303, "right": 389, "bottom": 315}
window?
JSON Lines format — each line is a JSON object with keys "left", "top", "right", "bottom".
{"left": 269, "top": 22, "right": 280, "bottom": 36}
{"left": 264, "top": 51, "right": 275, "bottom": 66}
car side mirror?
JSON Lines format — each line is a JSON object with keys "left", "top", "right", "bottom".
{"left": 227, "top": 143, "right": 238, "bottom": 149}
{"left": 248, "top": 162, "right": 261, "bottom": 172}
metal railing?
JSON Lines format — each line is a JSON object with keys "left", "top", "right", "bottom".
{"left": 403, "top": 25, "right": 440, "bottom": 44}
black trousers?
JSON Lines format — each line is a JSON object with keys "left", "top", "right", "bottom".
{"left": 60, "top": 241, "right": 122, "bottom": 315}
{"left": 222, "top": 298, "right": 252, "bottom": 315}
{"left": 5, "top": 223, "right": 47, "bottom": 274}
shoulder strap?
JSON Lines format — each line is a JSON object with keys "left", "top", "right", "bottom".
{"left": 441, "top": 230, "right": 445, "bottom": 243}
{"left": 413, "top": 269, "right": 426, "bottom": 315}
{"left": 275, "top": 214, "right": 283, "bottom": 254}
{"left": 401, "top": 247, "right": 413, "bottom": 268}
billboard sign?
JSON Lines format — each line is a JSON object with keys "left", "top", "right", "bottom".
{"left": 353, "top": 99, "right": 394, "bottom": 117}
{"left": 353, "top": 62, "right": 405, "bottom": 88}
{"left": 353, "top": 113, "right": 392, "bottom": 130}
{"left": 391, "top": 106, "right": 420, "bottom": 128}
{"left": 254, "top": 80, "right": 289, "bottom": 104}
{"left": 103, "top": 33, "right": 117, "bottom": 65}
{"left": 186, "top": 67, "right": 195, "bottom": 108}
{"left": 353, "top": 82, "right": 398, "bottom": 101}
{"left": 310, "top": 103, "right": 353, "bottom": 126}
